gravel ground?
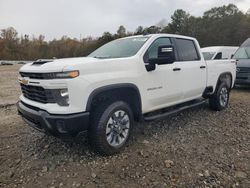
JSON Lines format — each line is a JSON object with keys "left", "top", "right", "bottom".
{"left": 0, "top": 64, "right": 21, "bottom": 106}
{"left": 0, "top": 65, "right": 249, "bottom": 188}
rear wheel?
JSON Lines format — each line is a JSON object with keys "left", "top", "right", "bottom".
{"left": 89, "top": 101, "right": 134, "bottom": 155}
{"left": 209, "top": 82, "right": 229, "bottom": 111}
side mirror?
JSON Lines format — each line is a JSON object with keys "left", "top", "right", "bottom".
{"left": 157, "top": 45, "right": 175, "bottom": 64}
{"left": 145, "top": 45, "right": 175, "bottom": 72}
{"left": 149, "top": 45, "right": 175, "bottom": 65}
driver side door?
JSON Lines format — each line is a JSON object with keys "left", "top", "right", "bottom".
{"left": 142, "top": 37, "right": 183, "bottom": 112}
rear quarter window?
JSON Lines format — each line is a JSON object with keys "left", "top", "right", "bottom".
{"left": 175, "top": 38, "right": 200, "bottom": 61}
{"left": 214, "top": 52, "right": 222, "bottom": 60}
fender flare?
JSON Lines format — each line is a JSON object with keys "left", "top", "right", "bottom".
{"left": 86, "top": 83, "right": 142, "bottom": 113}
{"left": 216, "top": 72, "right": 233, "bottom": 90}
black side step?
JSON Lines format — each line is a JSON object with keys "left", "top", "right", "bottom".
{"left": 143, "top": 99, "right": 206, "bottom": 122}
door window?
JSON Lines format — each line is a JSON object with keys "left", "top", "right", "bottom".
{"left": 144, "top": 38, "right": 172, "bottom": 63}
{"left": 175, "top": 38, "right": 200, "bottom": 61}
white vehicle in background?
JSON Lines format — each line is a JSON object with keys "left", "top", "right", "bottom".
{"left": 201, "top": 46, "right": 239, "bottom": 60}
{"left": 17, "top": 34, "right": 236, "bottom": 155}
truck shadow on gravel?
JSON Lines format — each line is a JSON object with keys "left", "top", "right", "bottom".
{"left": 20, "top": 102, "right": 211, "bottom": 160}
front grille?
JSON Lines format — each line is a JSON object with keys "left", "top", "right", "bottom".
{"left": 20, "top": 84, "right": 55, "bottom": 104}
{"left": 237, "top": 67, "right": 250, "bottom": 73}
{"left": 19, "top": 72, "right": 58, "bottom": 79}
{"left": 236, "top": 76, "right": 248, "bottom": 80}
{"left": 20, "top": 72, "right": 44, "bottom": 79}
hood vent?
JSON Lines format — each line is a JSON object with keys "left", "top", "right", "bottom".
{"left": 32, "top": 59, "right": 53, "bottom": 65}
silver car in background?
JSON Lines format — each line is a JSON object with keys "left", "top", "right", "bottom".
{"left": 234, "top": 38, "right": 250, "bottom": 86}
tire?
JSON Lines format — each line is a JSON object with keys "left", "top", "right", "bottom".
{"left": 89, "top": 101, "right": 134, "bottom": 155}
{"left": 209, "top": 82, "right": 230, "bottom": 111}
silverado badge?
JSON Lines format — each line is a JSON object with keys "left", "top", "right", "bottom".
{"left": 20, "top": 78, "right": 29, "bottom": 85}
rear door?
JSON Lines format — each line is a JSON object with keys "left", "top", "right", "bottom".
{"left": 173, "top": 38, "right": 207, "bottom": 101}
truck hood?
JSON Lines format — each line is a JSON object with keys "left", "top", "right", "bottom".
{"left": 19, "top": 57, "right": 98, "bottom": 73}
{"left": 237, "top": 59, "right": 250, "bottom": 68}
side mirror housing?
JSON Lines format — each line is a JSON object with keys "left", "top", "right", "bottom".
{"left": 158, "top": 45, "right": 175, "bottom": 64}
{"left": 145, "top": 45, "right": 175, "bottom": 72}
{"left": 148, "top": 45, "right": 175, "bottom": 65}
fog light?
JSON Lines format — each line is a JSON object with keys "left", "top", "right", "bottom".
{"left": 60, "top": 89, "right": 69, "bottom": 97}
{"left": 51, "top": 89, "right": 70, "bottom": 106}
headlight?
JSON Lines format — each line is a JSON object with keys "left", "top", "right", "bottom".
{"left": 51, "top": 89, "right": 69, "bottom": 106}
{"left": 52, "top": 71, "right": 79, "bottom": 79}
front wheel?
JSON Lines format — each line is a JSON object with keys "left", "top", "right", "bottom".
{"left": 89, "top": 101, "right": 134, "bottom": 155}
{"left": 209, "top": 82, "right": 230, "bottom": 111}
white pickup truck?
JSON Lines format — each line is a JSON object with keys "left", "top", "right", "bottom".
{"left": 17, "top": 34, "right": 236, "bottom": 155}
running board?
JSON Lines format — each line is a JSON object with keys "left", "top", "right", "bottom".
{"left": 143, "top": 99, "right": 207, "bottom": 122}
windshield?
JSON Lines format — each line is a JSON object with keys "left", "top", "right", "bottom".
{"left": 234, "top": 38, "right": 250, "bottom": 59}
{"left": 202, "top": 52, "right": 216, "bottom": 60}
{"left": 88, "top": 37, "right": 149, "bottom": 59}
{"left": 234, "top": 47, "right": 250, "bottom": 59}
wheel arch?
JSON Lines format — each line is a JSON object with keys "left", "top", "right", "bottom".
{"left": 86, "top": 83, "right": 142, "bottom": 121}
{"left": 203, "top": 72, "right": 233, "bottom": 98}
{"left": 216, "top": 72, "right": 233, "bottom": 91}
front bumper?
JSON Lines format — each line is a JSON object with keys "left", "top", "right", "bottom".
{"left": 17, "top": 101, "right": 90, "bottom": 138}
{"left": 235, "top": 73, "right": 250, "bottom": 86}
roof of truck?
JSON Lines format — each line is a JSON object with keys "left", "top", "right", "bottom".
{"left": 122, "top": 34, "right": 197, "bottom": 41}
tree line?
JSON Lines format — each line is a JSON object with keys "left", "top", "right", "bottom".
{"left": 1, "top": 4, "right": 250, "bottom": 60}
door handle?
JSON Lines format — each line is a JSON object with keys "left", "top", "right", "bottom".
{"left": 173, "top": 68, "right": 181, "bottom": 71}
{"left": 200, "top": 66, "right": 206, "bottom": 69}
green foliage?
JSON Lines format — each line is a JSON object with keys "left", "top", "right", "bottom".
{"left": 165, "top": 9, "right": 190, "bottom": 34}
{"left": 1, "top": 4, "right": 250, "bottom": 60}
{"left": 161, "top": 4, "right": 250, "bottom": 47}
{"left": 143, "top": 26, "right": 161, "bottom": 34}
{"left": 134, "top": 26, "right": 144, "bottom": 35}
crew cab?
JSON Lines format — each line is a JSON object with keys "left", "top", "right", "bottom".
{"left": 17, "top": 34, "right": 236, "bottom": 155}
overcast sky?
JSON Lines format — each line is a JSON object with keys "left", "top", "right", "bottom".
{"left": 0, "top": 0, "right": 249, "bottom": 40}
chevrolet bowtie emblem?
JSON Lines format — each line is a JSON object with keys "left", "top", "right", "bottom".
{"left": 20, "top": 78, "right": 29, "bottom": 85}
